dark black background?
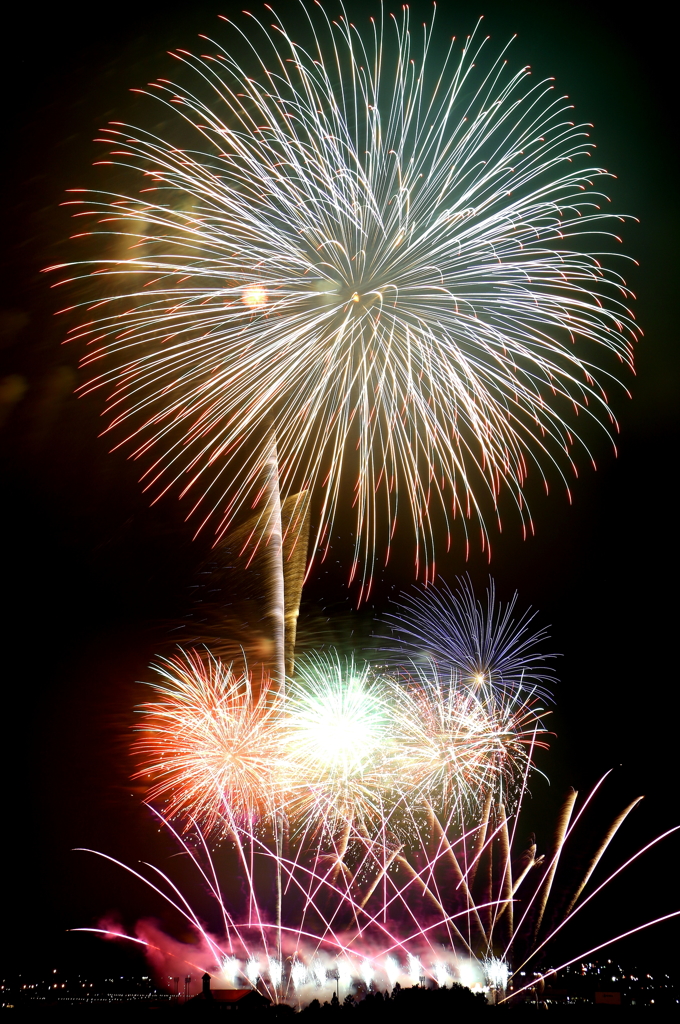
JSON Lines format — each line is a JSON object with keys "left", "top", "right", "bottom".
{"left": 1, "top": 0, "right": 677, "bottom": 980}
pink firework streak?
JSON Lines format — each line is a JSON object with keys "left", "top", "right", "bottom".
{"left": 74, "top": 771, "right": 680, "bottom": 1004}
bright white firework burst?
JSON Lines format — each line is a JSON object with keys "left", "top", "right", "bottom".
{"left": 53, "top": 3, "right": 637, "bottom": 598}
{"left": 280, "top": 652, "right": 393, "bottom": 835}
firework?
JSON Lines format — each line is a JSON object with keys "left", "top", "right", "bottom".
{"left": 134, "top": 643, "right": 546, "bottom": 839}
{"left": 389, "top": 666, "right": 549, "bottom": 815}
{"left": 281, "top": 652, "right": 395, "bottom": 836}
{"left": 51, "top": 4, "right": 637, "bottom": 594}
{"left": 129, "top": 634, "right": 548, "bottom": 980}
{"left": 382, "top": 576, "right": 556, "bottom": 699}
{"left": 132, "top": 648, "right": 283, "bottom": 830}
{"left": 133, "top": 575, "right": 552, "bottom": 840}
{"left": 75, "top": 774, "right": 680, "bottom": 1007}
{"left": 119, "top": 578, "right": 677, "bottom": 1004}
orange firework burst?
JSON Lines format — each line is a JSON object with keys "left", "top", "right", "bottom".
{"left": 133, "top": 648, "right": 283, "bottom": 832}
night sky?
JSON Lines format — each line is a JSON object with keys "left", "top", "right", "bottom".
{"left": 2, "top": 0, "right": 678, "bottom": 980}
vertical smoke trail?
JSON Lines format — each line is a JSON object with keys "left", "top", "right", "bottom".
{"left": 532, "top": 788, "right": 578, "bottom": 941}
{"left": 282, "top": 492, "right": 311, "bottom": 679}
{"left": 263, "top": 435, "right": 286, "bottom": 696}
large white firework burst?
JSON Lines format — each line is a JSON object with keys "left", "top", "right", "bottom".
{"left": 54, "top": 3, "right": 637, "bottom": 596}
